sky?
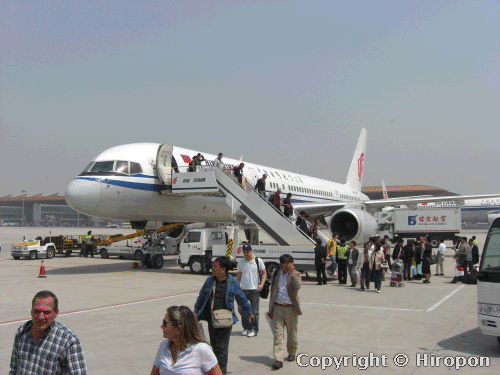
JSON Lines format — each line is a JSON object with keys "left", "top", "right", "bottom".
{"left": 1, "top": 0, "right": 499, "bottom": 198}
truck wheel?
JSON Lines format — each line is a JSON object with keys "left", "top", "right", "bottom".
{"left": 29, "top": 251, "right": 37, "bottom": 260}
{"left": 13, "top": 256, "right": 20, "bottom": 260}
{"left": 190, "top": 257, "right": 204, "bottom": 274}
{"left": 146, "top": 255, "right": 153, "bottom": 269}
{"left": 430, "top": 237, "right": 440, "bottom": 248}
{"left": 266, "top": 262, "right": 280, "bottom": 277}
{"left": 46, "top": 247, "right": 55, "bottom": 259}
{"left": 134, "top": 250, "right": 143, "bottom": 261}
{"left": 152, "top": 254, "right": 164, "bottom": 269}
{"left": 100, "top": 249, "right": 109, "bottom": 259}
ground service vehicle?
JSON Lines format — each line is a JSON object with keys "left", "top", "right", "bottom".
{"left": 11, "top": 238, "right": 57, "bottom": 260}
{"left": 178, "top": 228, "right": 316, "bottom": 275}
{"left": 375, "top": 208, "right": 461, "bottom": 247}
{"left": 477, "top": 217, "right": 500, "bottom": 344}
{"left": 98, "top": 238, "right": 178, "bottom": 261}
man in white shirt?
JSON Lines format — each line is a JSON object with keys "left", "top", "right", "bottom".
{"left": 435, "top": 238, "right": 446, "bottom": 276}
{"left": 213, "top": 153, "right": 224, "bottom": 169}
{"left": 236, "top": 244, "right": 266, "bottom": 338}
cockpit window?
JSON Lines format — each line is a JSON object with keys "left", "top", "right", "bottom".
{"left": 83, "top": 162, "right": 95, "bottom": 173}
{"left": 130, "top": 162, "right": 142, "bottom": 175}
{"left": 115, "top": 161, "right": 129, "bottom": 174}
{"left": 90, "top": 161, "right": 115, "bottom": 172}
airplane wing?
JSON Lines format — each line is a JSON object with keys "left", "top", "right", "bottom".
{"left": 365, "top": 194, "right": 500, "bottom": 209}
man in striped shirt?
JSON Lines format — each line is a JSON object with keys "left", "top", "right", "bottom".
{"left": 9, "top": 290, "right": 87, "bottom": 375}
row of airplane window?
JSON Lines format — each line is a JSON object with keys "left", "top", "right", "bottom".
{"left": 266, "top": 180, "right": 360, "bottom": 201}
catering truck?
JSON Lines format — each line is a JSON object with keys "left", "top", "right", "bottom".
{"left": 375, "top": 207, "right": 462, "bottom": 247}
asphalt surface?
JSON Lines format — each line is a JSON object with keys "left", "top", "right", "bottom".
{"left": 1, "top": 227, "right": 498, "bottom": 374}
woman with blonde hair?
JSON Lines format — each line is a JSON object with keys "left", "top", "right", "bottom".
{"left": 151, "top": 305, "right": 222, "bottom": 375}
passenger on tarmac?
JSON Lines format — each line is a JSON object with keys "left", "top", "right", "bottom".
{"left": 236, "top": 244, "right": 266, "bottom": 338}
{"left": 282, "top": 193, "right": 293, "bottom": 218}
{"left": 345, "top": 241, "right": 359, "bottom": 287}
{"left": 401, "top": 239, "right": 414, "bottom": 280}
{"left": 357, "top": 242, "right": 372, "bottom": 290}
{"left": 371, "top": 243, "right": 385, "bottom": 293}
{"left": 314, "top": 239, "right": 327, "bottom": 285}
{"left": 9, "top": 290, "right": 87, "bottom": 374}
{"left": 151, "top": 305, "right": 222, "bottom": 375}
{"left": 392, "top": 238, "right": 404, "bottom": 261}
{"left": 326, "top": 232, "right": 338, "bottom": 277}
{"left": 268, "top": 254, "right": 302, "bottom": 371}
{"left": 194, "top": 257, "right": 254, "bottom": 375}
{"left": 422, "top": 236, "right": 432, "bottom": 284}
{"left": 435, "top": 238, "right": 446, "bottom": 276}
{"left": 213, "top": 153, "right": 224, "bottom": 169}
{"left": 255, "top": 174, "right": 267, "bottom": 197}
{"left": 469, "top": 238, "right": 479, "bottom": 265}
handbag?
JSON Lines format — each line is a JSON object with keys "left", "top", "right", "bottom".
{"left": 211, "top": 284, "right": 233, "bottom": 328}
{"left": 256, "top": 257, "right": 270, "bottom": 299}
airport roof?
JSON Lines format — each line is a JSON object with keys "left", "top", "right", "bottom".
{"left": 0, "top": 194, "right": 65, "bottom": 202}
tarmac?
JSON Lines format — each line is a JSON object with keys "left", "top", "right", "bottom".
{"left": 1, "top": 227, "right": 498, "bottom": 374}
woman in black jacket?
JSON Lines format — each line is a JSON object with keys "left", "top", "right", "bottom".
{"left": 401, "top": 240, "right": 414, "bottom": 281}
{"left": 422, "top": 238, "right": 432, "bottom": 284}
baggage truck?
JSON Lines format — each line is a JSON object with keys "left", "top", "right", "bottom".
{"left": 375, "top": 208, "right": 461, "bottom": 247}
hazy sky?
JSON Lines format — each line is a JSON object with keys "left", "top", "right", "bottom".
{"left": 1, "top": 0, "right": 499, "bottom": 198}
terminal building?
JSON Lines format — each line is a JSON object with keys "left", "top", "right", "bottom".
{"left": 0, "top": 185, "right": 457, "bottom": 227}
{"left": 0, "top": 194, "right": 111, "bottom": 227}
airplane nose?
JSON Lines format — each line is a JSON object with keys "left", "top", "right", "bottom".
{"left": 65, "top": 178, "right": 102, "bottom": 214}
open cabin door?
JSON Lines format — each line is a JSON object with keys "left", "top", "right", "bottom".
{"left": 156, "top": 144, "right": 173, "bottom": 185}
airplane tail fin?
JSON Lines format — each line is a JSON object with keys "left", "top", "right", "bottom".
{"left": 382, "top": 179, "right": 389, "bottom": 199}
{"left": 345, "top": 128, "right": 367, "bottom": 192}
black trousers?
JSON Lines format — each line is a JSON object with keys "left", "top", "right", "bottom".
{"left": 86, "top": 244, "right": 94, "bottom": 258}
{"left": 337, "top": 261, "right": 347, "bottom": 284}
{"left": 207, "top": 317, "right": 232, "bottom": 374}
{"left": 360, "top": 264, "right": 370, "bottom": 289}
{"left": 316, "top": 263, "right": 327, "bottom": 284}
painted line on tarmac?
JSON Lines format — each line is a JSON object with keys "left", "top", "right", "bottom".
{"left": 302, "top": 302, "right": 426, "bottom": 312}
{"left": 0, "top": 257, "right": 13, "bottom": 262}
{"left": 426, "top": 285, "right": 465, "bottom": 312}
{"left": 0, "top": 290, "right": 199, "bottom": 328}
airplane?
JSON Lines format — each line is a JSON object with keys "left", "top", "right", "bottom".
{"left": 65, "top": 129, "right": 500, "bottom": 244}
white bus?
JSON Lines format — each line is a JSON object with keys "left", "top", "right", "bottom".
{"left": 477, "top": 217, "right": 500, "bottom": 344}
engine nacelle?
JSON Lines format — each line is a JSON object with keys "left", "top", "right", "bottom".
{"left": 328, "top": 208, "right": 377, "bottom": 244}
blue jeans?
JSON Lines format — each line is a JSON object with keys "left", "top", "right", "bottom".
{"left": 374, "top": 269, "right": 383, "bottom": 291}
{"left": 238, "top": 289, "right": 260, "bottom": 332}
{"left": 327, "top": 259, "right": 337, "bottom": 275}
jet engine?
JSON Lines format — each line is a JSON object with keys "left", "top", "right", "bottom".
{"left": 328, "top": 207, "right": 377, "bottom": 244}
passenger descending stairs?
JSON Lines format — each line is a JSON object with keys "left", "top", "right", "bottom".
{"left": 211, "top": 167, "right": 316, "bottom": 246}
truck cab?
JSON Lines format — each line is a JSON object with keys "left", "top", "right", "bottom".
{"left": 178, "top": 228, "right": 228, "bottom": 274}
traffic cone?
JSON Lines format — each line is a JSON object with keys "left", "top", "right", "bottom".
{"left": 38, "top": 260, "right": 47, "bottom": 278}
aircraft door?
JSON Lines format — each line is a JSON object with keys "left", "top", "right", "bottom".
{"left": 156, "top": 144, "right": 173, "bottom": 185}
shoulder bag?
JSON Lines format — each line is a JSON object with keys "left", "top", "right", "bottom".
{"left": 256, "top": 257, "right": 270, "bottom": 299}
{"left": 211, "top": 283, "right": 233, "bottom": 328}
